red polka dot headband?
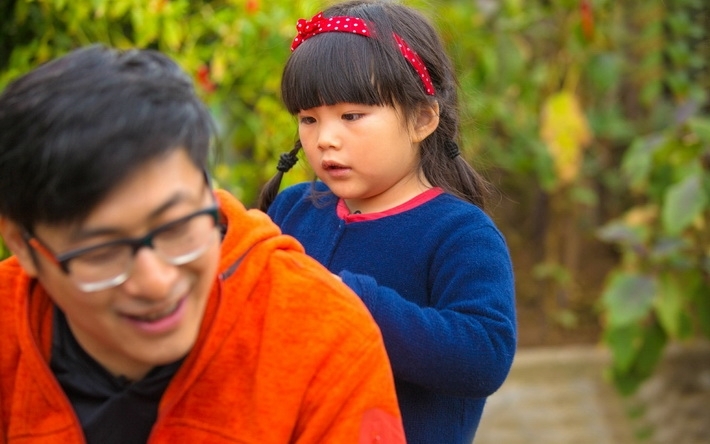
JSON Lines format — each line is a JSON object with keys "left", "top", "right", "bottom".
{"left": 291, "top": 12, "right": 436, "bottom": 96}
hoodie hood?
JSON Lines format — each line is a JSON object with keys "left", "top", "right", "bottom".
{"left": 214, "top": 189, "right": 304, "bottom": 280}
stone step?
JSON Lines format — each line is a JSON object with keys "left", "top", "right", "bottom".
{"left": 474, "top": 343, "right": 710, "bottom": 444}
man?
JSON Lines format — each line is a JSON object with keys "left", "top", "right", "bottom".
{"left": 0, "top": 45, "right": 404, "bottom": 444}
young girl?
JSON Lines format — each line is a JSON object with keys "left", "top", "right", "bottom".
{"left": 259, "top": 1, "right": 516, "bottom": 442}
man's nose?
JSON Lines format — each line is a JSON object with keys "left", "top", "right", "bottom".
{"left": 120, "top": 247, "right": 179, "bottom": 299}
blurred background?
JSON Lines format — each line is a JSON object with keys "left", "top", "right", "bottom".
{"left": 1, "top": 0, "right": 709, "bottom": 442}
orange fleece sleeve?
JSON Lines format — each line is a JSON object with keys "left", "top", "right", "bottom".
{"left": 291, "top": 322, "right": 404, "bottom": 444}
{"left": 0, "top": 392, "right": 5, "bottom": 444}
{"left": 265, "top": 251, "right": 404, "bottom": 444}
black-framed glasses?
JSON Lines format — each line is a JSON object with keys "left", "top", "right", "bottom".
{"left": 23, "top": 206, "right": 220, "bottom": 293}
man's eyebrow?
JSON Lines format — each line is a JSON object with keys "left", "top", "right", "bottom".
{"left": 147, "top": 192, "right": 189, "bottom": 219}
{"left": 67, "top": 192, "right": 192, "bottom": 243}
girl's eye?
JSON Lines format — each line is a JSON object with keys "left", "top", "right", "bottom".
{"left": 299, "top": 116, "right": 316, "bottom": 125}
{"left": 342, "top": 113, "right": 363, "bottom": 121}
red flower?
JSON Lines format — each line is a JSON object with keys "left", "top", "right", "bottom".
{"left": 196, "top": 65, "right": 216, "bottom": 93}
{"left": 246, "top": 0, "right": 259, "bottom": 14}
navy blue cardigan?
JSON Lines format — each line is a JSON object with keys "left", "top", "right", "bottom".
{"left": 268, "top": 182, "right": 516, "bottom": 444}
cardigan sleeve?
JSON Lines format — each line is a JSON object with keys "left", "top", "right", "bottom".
{"left": 340, "top": 224, "right": 516, "bottom": 398}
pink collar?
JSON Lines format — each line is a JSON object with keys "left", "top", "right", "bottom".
{"left": 337, "top": 188, "right": 444, "bottom": 222}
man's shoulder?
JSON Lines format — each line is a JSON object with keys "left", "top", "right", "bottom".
{"left": 0, "top": 256, "right": 24, "bottom": 309}
{"left": 217, "top": 228, "right": 378, "bottom": 342}
{"left": 0, "top": 254, "right": 21, "bottom": 273}
{"left": 251, "top": 246, "right": 381, "bottom": 350}
{"left": 0, "top": 257, "right": 28, "bottom": 363}
{"left": 267, "top": 249, "right": 373, "bottom": 323}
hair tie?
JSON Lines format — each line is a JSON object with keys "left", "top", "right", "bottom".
{"left": 291, "top": 12, "right": 435, "bottom": 96}
{"left": 445, "top": 141, "right": 461, "bottom": 160}
{"left": 277, "top": 152, "right": 298, "bottom": 172}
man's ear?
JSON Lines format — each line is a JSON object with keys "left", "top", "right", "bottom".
{"left": 0, "top": 217, "right": 38, "bottom": 276}
{"left": 411, "top": 101, "right": 440, "bottom": 143}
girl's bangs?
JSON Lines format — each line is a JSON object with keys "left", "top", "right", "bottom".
{"left": 282, "top": 33, "right": 396, "bottom": 114}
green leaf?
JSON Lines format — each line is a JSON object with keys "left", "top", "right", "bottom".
{"left": 688, "top": 117, "right": 710, "bottom": 145}
{"left": 586, "top": 53, "right": 622, "bottom": 93}
{"left": 597, "top": 220, "right": 647, "bottom": 248}
{"left": 662, "top": 171, "right": 708, "bottom": 235}
{"left": 601, "top": 271, "right": 657, "bottom": 327}
{"left": 609, "top": 321, "right": 667, "bottom": 396}
{"left": 132, "top": 9, "right": 159, "bottom": 47}
{"left": 604, "top": 324, "right": 642, "bottom": 373}
{"left": 693, "top": 279, "right": 710, "bottom": 339}
{"left": 621, "top": 135, "right": 664, "bottom": 192}
{"left": 653, "top": 273, "right": 689, "bottom": 338}
{"left": 162, "top": 20, "right": 183, "bottom": 51}
{"left": 648, "top": 237, "right": 686, "bottom": 262}
{"left": 633, "top": 321, "right": 667, "bottom": 380}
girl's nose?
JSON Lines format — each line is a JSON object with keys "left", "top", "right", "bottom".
{"left": 316, "top": 121, "right": 341, "bottom": 151}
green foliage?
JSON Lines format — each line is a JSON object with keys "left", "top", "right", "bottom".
{"left": 0, "top": 239, "right": 7, "bottom": 261}
{"left": 0, "top": 0, "right": 317, "bottom": 206}
{"left": 596, "top": 0, "right": 709, "bottom": 395}
{"left": 604, "top": 320, "right": 667, "bottom": 396}
{"left": 599, "top": 110, "right": 710, "bottom": 392}
{"left": 601, "top": 271, "right": 657, "bottom": 328}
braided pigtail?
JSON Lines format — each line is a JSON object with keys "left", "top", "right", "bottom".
{"left": 257, "top": 140, "right": 301, "bottom": 212}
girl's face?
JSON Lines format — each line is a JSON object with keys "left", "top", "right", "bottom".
{"left": 297, "top": 102, "right": 438, "bottom": 214}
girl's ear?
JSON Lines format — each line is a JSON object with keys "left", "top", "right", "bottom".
{"left": 411, "top": 101, "right": 440, "bottom": 143}
{"left": 0, "top": 217, "right": 38, "bottom": 276}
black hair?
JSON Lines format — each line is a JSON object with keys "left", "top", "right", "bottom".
{"left": 258, "top": 0, "right": 490, "bottom": 212}
{"left": 0, "top": 45, "right": 215, "bottom": 229}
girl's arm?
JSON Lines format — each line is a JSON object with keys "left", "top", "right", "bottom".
{"left": 340, "top": 224, "right": 516, "bottom": 398}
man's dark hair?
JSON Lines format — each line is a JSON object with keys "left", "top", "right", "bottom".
{"left": 0, "top": 45, "right": 215, "bottom": 229}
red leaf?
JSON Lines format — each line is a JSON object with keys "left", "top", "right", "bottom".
{"left": 580, "top": 0, "right": 595, "bottom": 41}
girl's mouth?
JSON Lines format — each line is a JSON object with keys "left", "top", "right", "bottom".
{"left": 322, "top": 160, "right": 348, "bottom": 170}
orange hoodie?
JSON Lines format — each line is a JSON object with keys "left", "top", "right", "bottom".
{"left": 0, "top": 190, "right": 404, "bottom": 444}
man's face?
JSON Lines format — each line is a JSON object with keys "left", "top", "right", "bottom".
{"left": 13, "top": 149, "right": 220, "bottom": 380}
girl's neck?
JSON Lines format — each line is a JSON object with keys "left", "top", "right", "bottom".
{"left": 344, "top": 174, "right": 432, "bottom": 214}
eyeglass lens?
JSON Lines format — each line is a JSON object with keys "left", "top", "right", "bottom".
{"left": 68, "top": 209, "right": 218, "bottom": 291}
